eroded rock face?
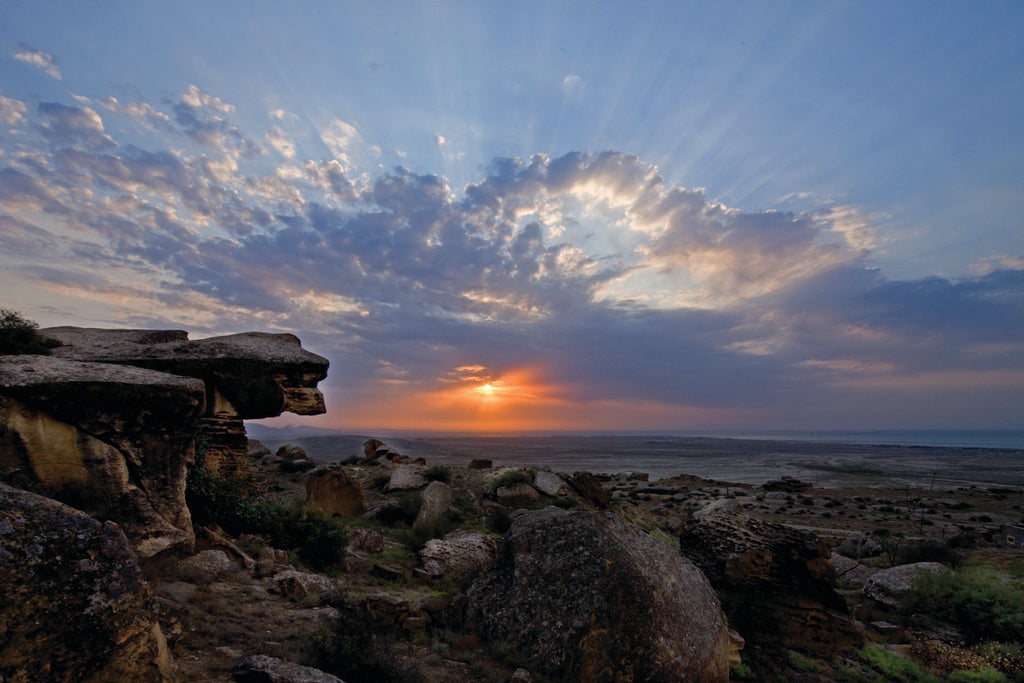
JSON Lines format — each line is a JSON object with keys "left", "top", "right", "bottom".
{"left": 44, "top": 327, "right": 329, "bottom": 478}
{"left": 0, "top": 483, "right": 171, "bottom": 682}
{"left": 679, "top": 508, "right": 863, "bottom": 656}
{"left": 466, "top": 507, "right": 731, "bottom": 682}
{"left": 305, "top": 469, "right": 366, "bottom": 518}
{"left": 0, "top": 355, "right": 204, "bottom": 558}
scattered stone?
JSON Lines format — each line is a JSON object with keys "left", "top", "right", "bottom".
{"left": 692, "top": 498, "right": 738, "bottom": 520}
{"left": 418, "top": 530, "right": 500, "bottom": 583}
{"left": 232, "top": 654, "right": 344, "bottom": 683}
{"left": 196, "top": 525, "right": 256, "bottom": 571}
{"left": 836, "top": 533, "right": 883, "bottom": 559}
{"left": 372, "top": 563, "right": 408, "bottom": 582}
{"left": 830, "top": 552, "right": 879, "bottom": 588}
{"left": 466, "top": 507, "right": 731, "bottom": 681}
{"left": 305, "top": 469, "right": 366, "bottom": 518}
{"left": 276, "top": 444, "right": 307, "bottom": 461}
{"left": 414, "top": 480, "right": 453, "bottom": 531}
{"left": 568, "top": 471, "right": 610, "bottom": 508}
{"left": 763, "top": 477, "right": 812, "bottom": 493}
{"left": 862, "top": 562, "right": 948, "bottom": 608}
{"left": 247, "top": 439, "right": 271, "bottom": 458}
{"left": 870, "top": 621, "right": 899, "bottom": 636}
{"left": 175, "top": 549, "right": 234, "bottom": 582}
{"left": 468, "top": 458, "right": 492, "bottom": 469}
{"left": 363, "top": 438, "right": 385, "bottom": 459}
{"left": 349, "top": 528, "right": 386, "bottom": 553}
{"left": 532, "top": 470, "right": 567, "bottom": 496}
{"left": 271, "top": 570, "right": 343, "bottom": 601}
{"left": 495, "top": 482, "right": 540, "bottom": 508}
{"left": 385, "top": 465, "right": 427, "bottom": 491}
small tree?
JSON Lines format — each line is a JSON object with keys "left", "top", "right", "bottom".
{"left": 0, "top": 309, "right": 53, "bottom": 355}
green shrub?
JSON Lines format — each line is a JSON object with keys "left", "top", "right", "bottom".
{"left": 858, "top": 646, "right": 939, "bottom": 683}
{"left": 489, "top": 469, "right": 532, "bottom": 493}
{"left": 486, "top": 507, "right": 512, "bottom": 534}
{"left": 186, "top": 465, "right": 347, "bottom": 570}
{"left": 423, "top": 465, "right": 452, "bottom": 483}
{"left": 900, "top": 567, "right": 1024, "bottom": 644}
{"left": 896, "top": 538, "right": 962, "bottom": 567}
{"left": 0, "top": 309, "right": 57, "bottom": 355}
{"left": 947, "top": 668, "right": 1008, "bottom": 683}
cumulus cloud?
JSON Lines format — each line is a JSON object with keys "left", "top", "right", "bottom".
{"left": 320, "top": 119, "right": 381, "bottom": 172}
{"left": 34, "top": 103, "right": 115, "bottom": 148}
{"left": 100, "top": 97, "right": 170, "bottom": 124}
{"left": 173, "top": 85, "right": 255, "bottom": 155}
{"left": 1, "top": 85, "right": 1022, "bottom": 428}
{"left": 13, "top": 45, "right": 62, "bottom": 80}
{"left": 0, "top": 94, "right": 27, "bottom": 126}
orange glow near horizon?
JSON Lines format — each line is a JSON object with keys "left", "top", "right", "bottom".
{"left": 259, "top": 367, "right": 746, "bottom": 433}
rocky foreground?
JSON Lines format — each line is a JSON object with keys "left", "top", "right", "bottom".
{"left": 2, "top": 328, "right": 1022, "bottom": 682}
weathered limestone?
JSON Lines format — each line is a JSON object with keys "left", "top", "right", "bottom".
{"left": 305, "top": 469, "right": 367, "bottom": 518}
{"left": 0, "top": 355, "right": 204, "bottom": 558}
{"left": 0, "top": 483, "right": 171, "bottom": 682}
{"left": 679, "top": 508, "right": 864, "bottom": 656}
{"left": 44, "top": 327, "right": 329, "bottom": 478}
{"left": 466, "top": 507, "right": 732, "bottom": 682}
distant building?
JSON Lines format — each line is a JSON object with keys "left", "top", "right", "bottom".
{"left": 1002, "top": 524, "right": 1024, "bottom": 549}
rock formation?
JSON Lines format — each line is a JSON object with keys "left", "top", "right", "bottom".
{"left": 0, "top": 328, "right": 328, "bottom": 559}
{"left": 862, "top": 561, "right": 947, "bottom": 608}
{"left": 679, "top": 508, "right": 863, "bottom": 656}
{"left": 0, "top": 355, "right": 204, "bottom": 558}
{"left": 0, "top": 483, "right": 171, "bottom": 682}
{"left": 43, "top": 327, "right": 329, "bottom": 478}
{"left": 466, "top": 507, "right": 732, "bottom": 682}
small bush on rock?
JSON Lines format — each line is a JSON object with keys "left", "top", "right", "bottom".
{"left": 0, "top": 309, "right": 58, "bottom": 355}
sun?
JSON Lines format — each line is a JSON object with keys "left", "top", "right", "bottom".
{"left": 475, "top": 381, "right": 499, "bottom": 398}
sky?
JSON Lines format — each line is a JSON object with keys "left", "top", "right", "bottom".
{"left": 1, "top": 0, "right": 1022, "bottom": 432}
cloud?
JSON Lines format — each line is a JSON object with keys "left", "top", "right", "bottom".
{"left": 562, "top": 73, "right": 585, "bottom": 95}
{"left": 13, "top": 45, "right": 62, "bottom": 80}
{"left": 319, "top": 119, "right": 381, "bottom": 172}
{"left": 100, "top": 97, "right": 170, "bottom": 124}
{"left": 2, "top": 85, "right": 1022, "bottom": 429}
{"left": 0, "top": 94, "right": 28, "bottom": 126}
{"left": 172, "top": 85, "right": 255, "bottom": 155}
{"left": 36, "top": 103, "right": 115, "bottom": 148}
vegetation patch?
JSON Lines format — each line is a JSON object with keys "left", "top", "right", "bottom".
{"left": 186, "top": 463, "right": 347, "bottom": 571}
{"left": 0, "top": 309, "right": 59, "bottom": 355}
{"left": 900, "top": 567, "right": 1024, "bottom": 644}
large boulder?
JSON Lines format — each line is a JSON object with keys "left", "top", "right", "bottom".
{"left": 679, "top": 508, "right": 863, "bottom": 656}
{"left": 0, "top": 355, "right": 204, "bottom": 558}
{"left": 862, "top": 562, "right": 947, "bottom": 608}
{"left": 305, "top": 469, "right": 366, "bottom": 518}
{"left": 0, "top": 483, "right": 171, "bottom": 681}
{"left": 466, "top": 507, "right": 731, "bottom": 682}
{"left": 44, "top": 327, "right": 329, "bottom": 478}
